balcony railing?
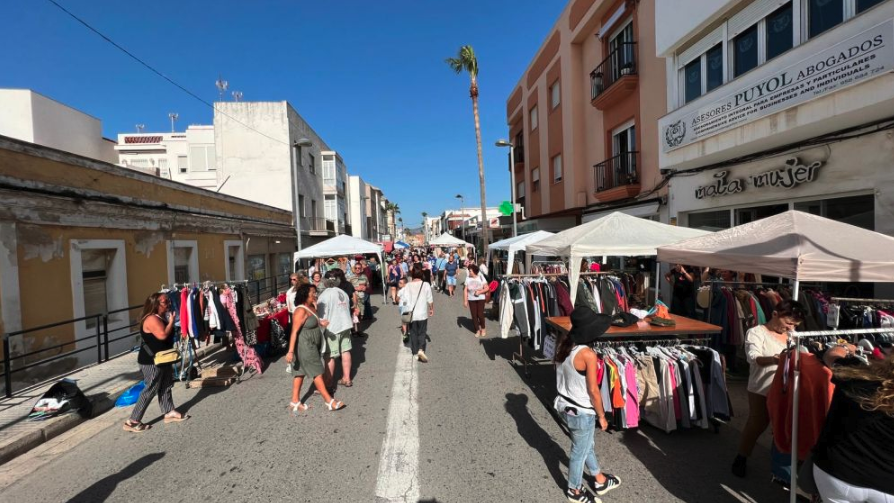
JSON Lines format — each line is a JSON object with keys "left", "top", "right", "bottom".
{"left": 301, "top": 217, "right": 332, "bottom": 232}
{"left": 595, "top": 151, "right": 639, "bottom": 192}
{"left": 590, "top": 42, "right": 637, "bottom": 100}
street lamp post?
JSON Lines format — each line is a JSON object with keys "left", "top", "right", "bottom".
{"left": 495, "top": 139, "right": 518, "bottom": 238}
{"left": 293, "top": 138, "right": 313, "bottom": 252}
{"left": 455, "top": 194, "right": 465, "bottom": 243}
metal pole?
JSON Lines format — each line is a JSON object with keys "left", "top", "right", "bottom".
{"left": 509, "top": 147, "right": 518, "bottom": 238}
{"left": 292, "top": 145, "right": 303, "bottom": 251}
{"left": 3, "top": 334, "right": 12, "bottom": 398}
{"left": 95, "top": 317, "right": 102, "bottom": 364}
{"left": 103, "top": 314, "right": 109, "bottom": 362}
{"left": 789, "top": 280, "right": 801, "bottom": 503}
{"left": 654, "top": 261, "right": 661, "bottom": 304}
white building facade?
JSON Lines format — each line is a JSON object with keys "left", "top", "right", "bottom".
{"left": 349, "top": 175, "right": 370, "bottom": 240}
{"left": 322, "top": 151, "right": 351, "bottom": 235}
{"left": 658, "top": 0, "right": 894, "bottom": 232}
{"left": 115, "top": 125, "right": 217, "bottom": 189}
{"left": 0, "top": 89, "right": 117, "bottom": 164}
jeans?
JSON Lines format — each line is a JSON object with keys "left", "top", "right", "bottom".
{"left": 363, "top": 294, "right": 372, "bottom": 320}
{"left": 565, "top": 411, "right": 601, "bottom": 490}
{"left": 468, "top": 300, "right": 486, "bottom": 331}
{"left": 409, "top": 319, "right": 428, "bottom": 355}
{"left": 815, "top": 465, "right": 894, "bottom": 503}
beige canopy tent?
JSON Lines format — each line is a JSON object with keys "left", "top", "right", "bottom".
{"left": 486, "top": 231, "right": 555, "bottom": 275}
{"left": 428, "top": 233, "right": 474, "bottom": 248}
{"left": 657, "top": 210, "right": 894, "bottom": 500}
{"left": 657, "top": 210, "right": 894, "bottom": 282}
{"left": 526, "top": 212, "right": 712, "bottom": 303}
{"left": 294, "top": 234, "right": 386, "bottom": 303}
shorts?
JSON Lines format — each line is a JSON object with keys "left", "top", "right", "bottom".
{"left": 446, "top": 275, "right": 457, "bottom": 286}
{"left": 326, "top": 330, "right": 353, "bottom": 358}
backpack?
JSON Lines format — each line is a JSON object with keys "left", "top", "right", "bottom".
{"left": 29, "top": 379, "right": 93, "bottom": 420}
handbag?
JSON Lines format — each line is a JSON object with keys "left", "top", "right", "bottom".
{"left": 401, "top": 284, "right": 424, "bottom": 324}
{"left": 143, "top": 340, "right": 180, "bottom": 366}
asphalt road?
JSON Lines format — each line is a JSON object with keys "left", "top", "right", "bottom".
{"left": 0, "top": 289, "right": 789, "bottom": 503}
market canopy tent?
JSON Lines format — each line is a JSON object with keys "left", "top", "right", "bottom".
{"left": 487, "top": 230, "right": 555, "bottom": 275}
{"left": 294, "top": 234, "right": 386, "bottom": 302}
{"left": 429, "top": 233, "right": 474, "bottom": 248}
{"left": 526, "top": 212, "right": 712, "bottom": 303}
{"left": 657, "top": 210, "right": 894, "bottom": 282}
{"left": 394, "top": 241, "right": 410, "bottom": 250}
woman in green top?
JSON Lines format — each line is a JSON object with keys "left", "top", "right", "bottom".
{"left": 286, "top": 284, "right": 346, "bottom": 413}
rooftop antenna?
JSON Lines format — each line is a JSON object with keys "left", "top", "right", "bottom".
{"left": 231, "top": 91, "right": 243, "bottom": 102}
{"left": 135, "top": 124, "right": 145, "bottom": 133}
{"left": 168, "top": 113, "right": 179, "bottom": 133}
{"left": 215, "top": 75, "right": 228, "bottom": 102}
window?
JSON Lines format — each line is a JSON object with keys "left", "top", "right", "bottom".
{"left": 684, "top": 59, "right": 702, "bottom": 104}
{"left": 311, "top": 199, "right": 317, "bottom": 220}
{"left": 299, "top": 195, "right": 306, "bottom": 217}
{"left": 513, "top": 131, "right": 525, "bottom": 163}
{"left": 247, "top": 254, "right": 267, "bottom": 281}
{"left": 733, "top": 24, "right": 759, "bottom": 77}
{"left": 734, "top": 203, "right": 789, "bottom": 225}
{"left": 81, "top": 250, "right": 111, "bottom": 329}
{"left": 308, "top": 153, "right": 315, "bottom": 174}
{"left": 530, "top": 105, "right": 538, "bottom": 131}
{"left": 552, "top": 154, "right": 563, "bottom": 183}
{"left": 516, "top": 181, "right": 525, "bottom": 201}
{"left": 532, "top": 168, "right": 540, "bottom": 192}
{"left": 706, "top": 44, "right": 724, "bottom": 92}
{"left": 177, "top": 155, "right": 188, "bottom": 173}
{"left": 325, "top": 196, "right": 337, "bottom": 221}
{"left": 687, "top": 210, "right": 731, "bottom": 231}
{"left": 609, "top": 21, "right": 636, "bottom": 77}
{"left": 225, "top": 240, "right": 244, "bottom": 281}
{"left": 808, "top": 0, "right": 844, "bottom": 38}
{"left": 612, "top": 123, "right": 637, "bottom": 185}
{"left": 857, "top": 0, "right": 885, "bottom": 12}
{"left": 323, "top": 157, "right": 336, "bottom": 185}
{"left": 684, "top": 43, "right": 723, "bottom": 103}
{"left": 70, "top": 240, "right": 128, "bottom": 346}
{"left": 766, "top": 3, "right": 794, "bottom": 61}
{"left": 550, "top": 82, "right": 560, "bottom": 109}
{"left": 794, "top": 194, "right": 874, "bottom": 230}
{"left": 278, "top": 253, "right": 293, "bottom": 275}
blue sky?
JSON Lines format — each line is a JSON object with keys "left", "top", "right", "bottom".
{"left": 1, "top": 0, "right": 563, "bottom": 228}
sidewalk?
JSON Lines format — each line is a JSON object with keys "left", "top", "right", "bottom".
{"left": 0, "top": 343, "right": 221, "bottom": 465}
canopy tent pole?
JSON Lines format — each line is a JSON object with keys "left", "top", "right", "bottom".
{"left": 654, "top": 261, "right": 661, "bottom": 304}
{"left": 789, "top": 280, "right": 800, "bottom": 503}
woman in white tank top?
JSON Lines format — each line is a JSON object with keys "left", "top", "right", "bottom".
{"left": 553, "top": 307, "right": 622, "bottom": 503}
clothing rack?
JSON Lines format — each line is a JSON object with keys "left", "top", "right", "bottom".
{"left": 704, "top": 280, "right": 800, "bottom": 327}
{"left": 591, "top": 336, "right": 711, "bottom": 348}
{"left": 502, "top": 272, "right": 567, "bottom": 279}
{"left": 786, "top": 327, "right": 893, "bottom": 503}
{"left": 831, "top": 297, "right": 894, "bottom": 304}
{"left": 161, "top": 280, "right": 249, "bottom": 291}
{"left": 502, "top": 273, "right": 568, "bottom": 376}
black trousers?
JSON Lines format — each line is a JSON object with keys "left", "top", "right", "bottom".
{"left": 409, "top": 319, "right": 428, "bottom": 355}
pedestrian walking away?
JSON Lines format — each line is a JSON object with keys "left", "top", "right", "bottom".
{"left": 316, "top": 277, "right": 355, "bottom": 388}
{"left": 464, "top": 264, "right": 489, "bottom": 338}
{"left": 405, "top": 266, "right": 434, "bottom": 362}
{"left": 554, "top": 307, "right": 622, "bottom": 503}
{"left": 286, "top": 284, "right": 346, "bottom": 413}
{"left": 124, "top": 292, "right": 189, "bottom": 432}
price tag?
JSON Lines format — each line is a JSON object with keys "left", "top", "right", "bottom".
{"left": 542, "top": 334, "right": 557, "bottom": 360}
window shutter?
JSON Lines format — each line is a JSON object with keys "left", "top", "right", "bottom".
{"left": 728, "top": 0, "right": 790, "bottom": 38}
{"left": 678, "top": 25, "right": 724, "bottom": 68}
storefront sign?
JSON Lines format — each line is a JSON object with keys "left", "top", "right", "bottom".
{"left": 695, "top": 158, "right": 822, "bottom": 199}
{"left": 662, "top": 20, "right": 894, "bottom": 152}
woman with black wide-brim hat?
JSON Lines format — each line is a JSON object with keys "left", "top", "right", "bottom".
{"left": 554, "top": 307, "right": 622, "bottom": 503}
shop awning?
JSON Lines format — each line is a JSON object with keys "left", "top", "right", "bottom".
{"left": 657, "top": 210, "right": 894, "bottom": 282}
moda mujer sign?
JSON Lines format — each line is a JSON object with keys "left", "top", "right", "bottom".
{"left": 661, "top": 20, "right": 894, "bottom": 152}
{"left": 694, "top": 158, "right": 822, "bottom": 199}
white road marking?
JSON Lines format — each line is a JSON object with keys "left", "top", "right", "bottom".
{"left": 375, "top": 339, "right": 420, "bottom": 502}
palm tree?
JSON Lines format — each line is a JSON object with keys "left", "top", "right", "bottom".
{"left": 421, "top": 211, "right": 428, "bottom": 243}
{"left": 384, "top": 202, "right": 399, "bottom": 240}
{"left": 446, "top": 45, "right": 489, "bottom": 251}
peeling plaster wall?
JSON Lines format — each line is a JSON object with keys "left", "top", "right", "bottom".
{"left": 132, "top": 231, "right": 165, "bottom": 258}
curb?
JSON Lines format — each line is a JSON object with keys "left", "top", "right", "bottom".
{"left": 0, "top": 343, "right": 223, "bottom": 466}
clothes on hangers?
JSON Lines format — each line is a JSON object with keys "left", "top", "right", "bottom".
{"left": 497, "top": 277, "right": 564, "bottom": 349}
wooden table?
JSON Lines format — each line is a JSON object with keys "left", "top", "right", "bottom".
{"left": 544, "top": 314, "right": 721, "bottom": 338}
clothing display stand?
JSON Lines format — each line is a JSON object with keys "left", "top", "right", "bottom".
{"left": 786, "top": 327, "right": 893, "bottom": 500}
{"left": 704, "top": 280, "right": 796, "bottom": 323}
{"left": 502, "top": 272, "right": 568, "bottom": 377}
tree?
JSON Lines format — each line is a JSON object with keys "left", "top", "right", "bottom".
{"left": 421, "top": 211, "right": 428, "bottom": 242}
{"left": 446, "top": 45, "right": 489, "bottom": 251}
{"left": 384, "top": 202, "right": 400, "bottom": 239}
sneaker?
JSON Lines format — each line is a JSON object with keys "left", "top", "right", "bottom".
{"left": 566, "top": 487, "right": 599, "bottom": 503}
{"left": 731, "top": 455, "right": 747, "bottom": 478}
{"left": 417, "top": 350, "right": 428, "bottom": 363}
{"left": 592, "top": 473, "right": 621, "bottom": 496}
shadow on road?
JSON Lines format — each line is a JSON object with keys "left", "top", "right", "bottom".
{"left": 503, "top": 393, "right": 568, "bottom": 491}
{"left": 455, "top": 316, "right": 475, "bottom": 334}
{"left": 65, "top": 452, "right": 165, "bottom": 503}
{"left": 142, "top": 386, "right": 228, "bottom": 424}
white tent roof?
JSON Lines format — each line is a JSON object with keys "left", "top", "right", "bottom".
{"left": 526, "top": 211, "right": 712, "bottom": 257}
{"left": 429, "top": 233, "right": 473, "bottom": 247}
{"left": 488, "top": 231, "right": 555, "bottom": 252}
{"left": 657, "top": 210, "right": 894, "bottom": 282}
{"left": 294, "top": 234, "right": 383, "bottom": 260}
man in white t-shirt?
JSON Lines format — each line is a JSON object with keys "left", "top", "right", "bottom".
{"left": 316, "top": 277, "right": 355, "bottom": 387}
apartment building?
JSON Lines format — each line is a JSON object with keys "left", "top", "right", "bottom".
{"left": 115, "top": 125, "right": 217, "bottom": 189}
{"left": 349, "top": 175, "right": 370, "bottom": 240}
{"left": 657, "top": 0, "right": 893, "bottom": 238}
{"left": 505, "top": 0, "right": 667, "bottom": 232}
{"left": 322, "top": 151, "right": 351, "bottom": 236}
{"left": 0, "top": 89, "right": 118, "bottom": 164}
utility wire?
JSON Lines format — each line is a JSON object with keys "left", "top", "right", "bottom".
{"left": 45, "top": 0, "right": 292, "bottom": 147}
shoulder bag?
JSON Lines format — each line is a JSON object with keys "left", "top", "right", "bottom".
{"left": 142, "top": 338, "right": 180, "bottom": 366}
{"left": 401, "top": 283, "right": 424, "bottom": 324}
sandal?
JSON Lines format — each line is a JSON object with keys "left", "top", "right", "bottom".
{"left": 288, "top": 401, "right": 309, "bottom": 413}
{"left": 123, "top": 420, "right": 151, "bottom": 433}
{"left": 326, "top": 398, "right": 346, "bottom": 411}
{"left": 338, "top": 379, "right": 353, "bottom": 387}
{"left": 163, "top": 412, "right": 191, "bottom": 423}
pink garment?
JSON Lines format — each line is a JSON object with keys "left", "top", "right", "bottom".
{"left": 221, "top": 290, "right": 263, "bottom": 374}
{"left": 589, "top": 263, "right": 601, "bottom": 272}
{"left": 624, "top": 361, "right": 640, "bottom": 428}
{"left": 180, "top": 288, "right": 189, "bottom": 337}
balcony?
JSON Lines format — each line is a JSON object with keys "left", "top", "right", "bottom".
{"left": 594, "top": 151, "right": 640, "bottom": 202}
{"left": 513, "top": 146, "right": 525, "bottom": 165}
{"left": 301, "top": 217, "right": 334, "bottom": 235}
{"left": 590, "top": 42, "right": 638, "bottom": 110}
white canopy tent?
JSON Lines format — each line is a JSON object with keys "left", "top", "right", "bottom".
{"left": 294, "top": 234, "right": 386, "bottom": 303}
{"left": 428, "top": 233, "right": 474, "bottom": 248}
{"left": 487, "top": 231, "right": 555, "bottom": 276}
{"left": 526, "top": 212, "right": 712, "bottom": 303}
{"left": 656, "top": 210, "right": 894, "bottom": 500}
